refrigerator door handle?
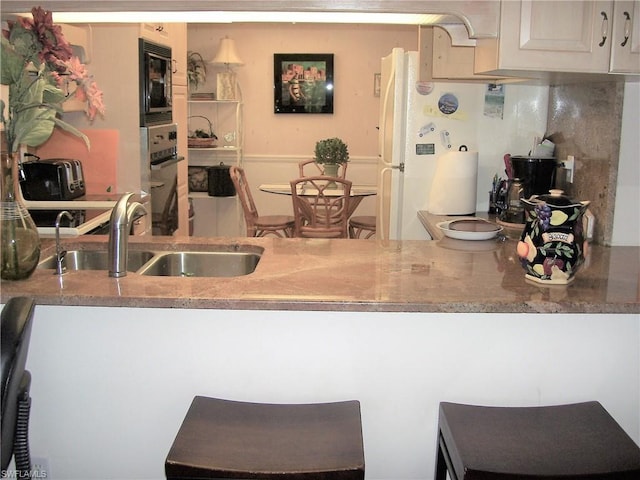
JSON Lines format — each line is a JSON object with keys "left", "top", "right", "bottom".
{"left": 378, "top": 58, "right": 398, "bottom": 241}
{"left": 377, "top": 166, "right": 392, "bottom": 241}
{"left": 379, "top": 60, "right": 395, "bottom": 169}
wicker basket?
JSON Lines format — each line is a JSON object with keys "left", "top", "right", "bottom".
{"left": 188, "top": 115, "right": 218, "bottom": 148}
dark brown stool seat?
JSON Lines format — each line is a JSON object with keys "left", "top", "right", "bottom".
{"left": 435, "top": 401, "right": 640, "bottom": 480}
{"left": 166, "top": 396, "right": 365, "bottom": 480}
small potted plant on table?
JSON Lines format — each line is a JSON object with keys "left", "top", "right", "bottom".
{"left": 314, "top": 137, "right": 349, "bottom": 187}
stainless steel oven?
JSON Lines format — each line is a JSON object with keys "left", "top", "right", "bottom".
{"left": 140, "top": 123, "right": 182, "bottom": 236}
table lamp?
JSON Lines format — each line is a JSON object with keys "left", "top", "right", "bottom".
{"left": 210, "top": 36, "right": 243, "bottom": 100}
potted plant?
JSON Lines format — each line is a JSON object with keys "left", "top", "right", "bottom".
{"left": 187, "top": 51, "right": 207, "bottom": 92}
{"left": 314, "top": 137, "right": 349, "bottom": 181}
{"left": 1, "top": 7, "right": 104, "bottom": 280}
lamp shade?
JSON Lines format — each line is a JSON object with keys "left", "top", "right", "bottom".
{"left": 210, "top": 37, "right": 244, "bottom": 66}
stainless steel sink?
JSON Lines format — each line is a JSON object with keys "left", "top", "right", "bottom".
{"left": 137, "top": 251, "right": 261, "bottom": 277}
{"left": 38, "top": 250, "right": 155, "bottom": 272}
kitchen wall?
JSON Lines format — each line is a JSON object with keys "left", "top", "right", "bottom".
{"left": 613, "top": 81, "right": 640, "bottom": 246}
{"left": 189, "top": 23, "right": 416, "bottom": 158}
{"left": 35, "top": 24, "right": 142, "bottom": 196}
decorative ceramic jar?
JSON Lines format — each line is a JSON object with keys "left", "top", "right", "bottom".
{"left": 1, "top": 152, "right": 41, "bottom": 280}
{"left": 516, "top": 189, "right": 589, "bottom": 284}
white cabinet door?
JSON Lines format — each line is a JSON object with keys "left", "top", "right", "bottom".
{"left": 419, "top": 26, "right": 512, "bottom": 82}
{"left": 139, "top": 23, "right": 170, "bottom": 45}
{"left": 610, "top": 0, "right": 640, "bottom": 73}
{"left": 498, "top": 0, "right": 613, "bottom": 73}
{"left": 173, "top": 85, "right": 189, "bottom": 236}
{"left": 168, "top": 23, "right": 188, "bottom": 86}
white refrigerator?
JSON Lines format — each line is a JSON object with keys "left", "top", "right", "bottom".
{"left": 377, "top": 48, "right": 550, "bottom": 240}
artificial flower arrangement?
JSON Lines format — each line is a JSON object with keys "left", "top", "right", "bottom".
{"left": 187, "top": 51, "right": 207, "bottom": 91}
{"left": 1, "top": 6, "right": 106, "bottom": 153}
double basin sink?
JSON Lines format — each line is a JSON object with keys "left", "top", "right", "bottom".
{"left": 38, "top": 247, "right": 262, "bottom": 277}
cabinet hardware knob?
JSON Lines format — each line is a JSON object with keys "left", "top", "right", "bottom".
{"left": 599, "top": 11, "right": 609, "bottom": 47}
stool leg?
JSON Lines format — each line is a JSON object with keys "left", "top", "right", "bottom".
{"left": 435, "top": 443, "right": 447, "bottom": 480}
{"left": 435, "top": 431, "right": 457, "bottom": 480}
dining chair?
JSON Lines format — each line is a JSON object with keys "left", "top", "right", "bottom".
{"left": 290, "top": 176, "right": 352, "bottom": 238}
{"left": 298, "top": 159, "right": 348, "bottom": 179}
{"left": 349, "top": 215, "right": 376, "bottom": 239}
{"left": 229, "top": 166, "right": 295, "bottom": 237}
{"left": 152, "top": 175, "right": 178, "bottom": 235}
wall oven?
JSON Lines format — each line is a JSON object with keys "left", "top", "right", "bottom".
{"left": 140, "top": 123, "right": 182, "bottom": 236}
{"left": 139, "top": 38, "right": 172, "bottom": 126}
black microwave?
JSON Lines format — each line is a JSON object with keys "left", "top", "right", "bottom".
{"left": 139, "top": 38, "right": 172, "bottom": 126}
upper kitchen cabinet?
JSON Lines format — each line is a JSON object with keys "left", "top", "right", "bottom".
{"left": 610, "top": 1, "right": 640, "bottom": 72}
{"left": 168, "top": 23, "right": 188, "bottom": 86}
{"left": 475, "top": 0, "right": 640, "bottom": 76}
{"left": 419, "top": 25, "right": 514, "bottom": 82}
{"left": 139, "top": 22, "right": 171, "bottom": 44}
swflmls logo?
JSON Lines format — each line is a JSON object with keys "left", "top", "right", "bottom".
{"left": 0, "top": 468, "right": 48, "bottom": 478}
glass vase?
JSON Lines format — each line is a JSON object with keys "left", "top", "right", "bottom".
{"left": 1, "top": 151, "right": 41, "bottom": 280}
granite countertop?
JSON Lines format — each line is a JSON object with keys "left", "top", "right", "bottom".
{"left": 1, "top": 230, "right": 638, "bottom": 313}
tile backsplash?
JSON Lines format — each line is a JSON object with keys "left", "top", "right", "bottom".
{"left": 547, "top": 81, "right": 625, "bottom": 245}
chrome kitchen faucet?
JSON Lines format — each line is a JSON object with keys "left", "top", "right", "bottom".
{"left": 108, "top": 193, "right": 147, "bottom": 278}
{"left": 54, "top": 210, "right": 73, "bottom": 275}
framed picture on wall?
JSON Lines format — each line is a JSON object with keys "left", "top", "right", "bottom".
{"left": 274, "top": 53, "right": 334, "bottom": 114}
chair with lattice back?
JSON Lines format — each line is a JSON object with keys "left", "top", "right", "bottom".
{"left": 152, "top": 175, "right": 178, "bottom": 235}
{"left": 349, "top": 215, "right": 376, "bottom": 239}
{"left": 229, "top": 166, "right": 295, "bottom": 237}
{"left": 290, "top": 176, "right": 352, "bottom": 238}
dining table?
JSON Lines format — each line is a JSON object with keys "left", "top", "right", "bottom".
{"left": 258, "top": 183, "right": 377, "bottom": 218}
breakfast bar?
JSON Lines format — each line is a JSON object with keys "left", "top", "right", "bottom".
{"left": 1, "top": 234, "right": 638, "bottom": 312}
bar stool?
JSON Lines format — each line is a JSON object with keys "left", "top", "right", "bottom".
{"left": 349, "top": 215, "right": 376, "bottom": 239}
{"left": 166, "top": 396, "right": 365, "bottom": 480}
{"left": 435, "top": 401, "right": 640, "bottom": 480}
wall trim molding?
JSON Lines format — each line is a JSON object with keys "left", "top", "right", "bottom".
{"left": 242, "top": 154, "right": 378, "bottom": 166}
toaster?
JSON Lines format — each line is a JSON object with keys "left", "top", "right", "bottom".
{"left": 20, "top": 158, "right": 86, "bottom": 200}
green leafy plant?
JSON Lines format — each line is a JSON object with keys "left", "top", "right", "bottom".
{"left": 187, "top": 51, "right": 207, "bottom": 90}
{"left": 314, "top": 137, "right": 349, "bottom": 165}
{"left": 0, "top": 7, "right": 105, "bottom": 153}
